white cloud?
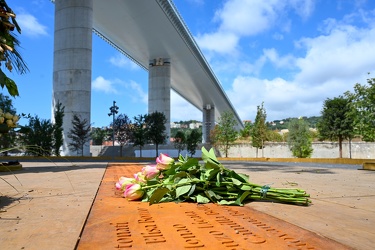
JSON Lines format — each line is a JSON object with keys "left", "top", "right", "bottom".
{"left": 196, "top": 0, "right": 316, "bottom": 55}
{"left": 195, "top": 32, "right": 239, "bottom": 54}
{"left": 214, "top": 0, "right": 280, "bottom": 36}
{"left": 262, "top": 48, "right": 296, "bottom": 69}
{"left": 227, "top": 76, "right": 324, "bottom": 121}
{"left": 171, "top": 91, "right": 201, "bottom": 121}
{"left": 92, "top": 76, "right": 118, "bottom": 94}
{"left": 126, "top": 80, "right": 147, "bottom": 104}
{"left": 289, "top": 0, "right": 315, "bottom": 20}
{"left": 17, "top": 13, "right": 48, "bottom": 37}
{"left": 109, "top": 54, "right": 140, "bottom": 70}
{"left": 295, "top": 23, "right": 375, "bottom": 86}
{"left": 226, "top": 12, "right": 375, "bottom": 122}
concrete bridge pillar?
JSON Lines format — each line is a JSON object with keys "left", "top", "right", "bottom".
{"left": 148, "top": 58, "right": 171, "bottom": 143}
{"left": 203, "top": 104, "right": 215, "bottom": 143}
{"left": 52, "top": 0, "right": 93, "bottom": 156}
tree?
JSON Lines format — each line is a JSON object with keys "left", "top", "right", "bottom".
{"left": 287, "top": 118, "right": 313, "bottom": 158}
{"left": 186, "top": 129, "right": 201, "bottom": 157}
{"left": 239, "top": 121, "right": 253, "bottom": 138}
{"left": 52, "top": 101, "right": 64, "bottom": 156}
{"left": 145, "top": 111, "right": 167, "bottom": 157}
{"left": 251, "top": 102, "right": 268, "bottom": 157}
{"left": 112, "top": 113, "right": 133, "bottom": 157}
{"left": 132, "top": 114, "right": 147, "bottom": 157}
{"left": 345, "top": 76, "right": 375, "bottom": 142}
{"left": 19, "top": 116, "right": 54, "bottom": 156}
{"left": 0, "top": 1, "right": 28, "bottom": 97}
{"left": 91, "top": 127, "right": 108, "bottom": 146}
{"left": 0, "top": 93, "right": 16, "bottom": 154}
{"left": 67, "top": 114, "right": 91, "bottom": 156}
{"left": 317, "top": 96, "right": 354, "bottom": 158}
{"left": 267, "top": 130, "right": 284, "bottom": 142}
{"left": 212, "top": 111, "right": 238, "bottom": 157}
{"left": 173, "top": 130, "right": 186, "bottom": 155}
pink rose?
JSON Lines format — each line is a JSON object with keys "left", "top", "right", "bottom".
{"left": 142, "top": 165, "right": 159, "bottom": 180}
{"left": 156, "top": 153, "right": 174, "bottom": 170}
{"left": 134, "top": 172, "right": 146, "bottom": 183}
{"left": 124, "top": 183, "right": 144, "bottom": 201}
{"left": 115, "top": 177, "right": 134, "bottom": 191}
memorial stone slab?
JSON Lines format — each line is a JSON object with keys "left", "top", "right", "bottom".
{"left": 76, "top": 164, "right": 352, "bottom": 249}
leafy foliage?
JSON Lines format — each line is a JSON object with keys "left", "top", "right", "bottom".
{"left": 268, "top": 116, "right": 321, "bottom": 130}
{"left": 287, "top": 118, "right": 313, "bottom": 158}
{"left": 345, "top": 76, "right": 375, "bottom": 142}
{"left": 145, "top": 111, "right": 167, "bottom": 156}
{"left": 0, "top": 1, "right": 29, "bottom": 97}
{"left": 239, "top": 120, "right": 253, "bottom": 138}
{"left": 266, "top": 130, "right": 284, "bottom": 142}
{"left": 317, "top": 96, "right": 354, "bottom": 158}
{"left": 173, "top": 130, "right": 186, "bottom": 155}
{"left": 52, "top": 101, "right": 64, "bottom": 156}
{"left": 0, "top": 93, "right": 16, "bottom": 153}
{"left": 211, "top": 111, "right": 238, "bottom": 157}
{"left": 132, "top": 114, "right": 147, "bottom": 157}
{"left": 67, "top": 114, "right": 91, "bottom": 156}
{"left": 91, "top": 127, "right": 108, "bottom": 145}
{"left": 112, "top": 113, "right": 133, "bottom": 157}
{"left": 186, "top": 129, "right": 201, "bottom": 157}
{"left": 19, "top": 116, "right": 54, "bottom": 156}
{"left": 251, "top": 102, "right": 268, "bottom": 157}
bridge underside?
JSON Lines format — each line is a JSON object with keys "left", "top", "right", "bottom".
{"left": 52, "top": 0, "right": 243, "bottom": 156}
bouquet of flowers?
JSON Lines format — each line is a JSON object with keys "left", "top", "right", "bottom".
{"left": 116, "top": 147, "right": 311, "bottom": 206}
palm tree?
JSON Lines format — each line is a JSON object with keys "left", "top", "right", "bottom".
{"left": 0, "top": 0, "right": 28, "bottom": 97}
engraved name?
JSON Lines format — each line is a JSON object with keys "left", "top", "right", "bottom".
{"left": 243, "top": 216, "right": 315, "bottom": 249}
{"left": 223, "top": 207, "right": 315, "bottom": 249}
{"left": 115, "top": 222, "right": 132, "bottom": 248}
{"left": 137, "top": 208, "right": 166, "bottom": 244}
{"left": 185, "top": 211, "right": 214, "bottom": 228}
{"left": 173, "top": 224, "right": 205, "bottom": 248}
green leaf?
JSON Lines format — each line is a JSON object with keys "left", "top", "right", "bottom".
{"left": 0, "top": 69, "right": 19, "bottom": 97}
{"left": 176, "top": 179, "right": 192, "bottom": 198}
{"left": 218, "top": 200, "right": 240, "bottom": 206}
{"left": 240, "top": 185, "right": 252, "bottom": 191}
{"left": 178, "top": 154, "right": 186, "bottom": 162}
{"left": 164, "top": 164, "right": 178, "bottom": 176}
{"left": 174, "top": 171, "right": 187, "bottom": 180}
{"left": 236, "top": 191, "right": 251, "bottom": 205}
{"left": 205, "top": 168, "right": 220, "bottom": 181}
{"left": 216, "top": 172, "right": 221, "bottom": 187}
{"left": 201, "top": 146, "right": 221, "bottom": 169}
{"left": 179, "top": 158, "right": 199, "bottom": 171}
{"left": 231, "top": 178, "right": 243, "bottom": 186}
{"left": 205, "top": 190, "right": 222, "bottom": 201}
{"left": 149, "top": 187, "right": 170, "bottom": 205}
{"left": 187, "top": 184, "right": 196, "bottom": 197}
{"left": 196, "top": 194, "right": 210, "bottom": 204}
{"left": 228, "top": 170, "right": 248, "bottom": 183}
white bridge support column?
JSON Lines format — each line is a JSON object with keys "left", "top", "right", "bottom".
{"left": 148, "top": 58, "right": 171, "bottom": 143}
{"left": 203, "top": 104, "right": 215, "bottom": 143}
{"left": 52, "top": 0, "right": 93, "bottom": 156}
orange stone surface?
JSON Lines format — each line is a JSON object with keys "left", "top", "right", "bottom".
{"left": 76, "top": 164, "right": 352, "bottom": 249}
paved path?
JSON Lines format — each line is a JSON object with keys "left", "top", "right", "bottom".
{"left": 0, "top": 160, "right": 374, "bottom": 249}
{"left": 0, "top": 162, "right": 107, "bottom": 250}
{"left": 225, "top": 161, "right": 375, "bottom": 250}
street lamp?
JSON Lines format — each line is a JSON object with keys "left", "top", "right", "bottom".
{"left": 108, "top": 101, "right": 119, "bottom": 147}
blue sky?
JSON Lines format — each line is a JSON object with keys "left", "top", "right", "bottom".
{"left": 5, "top": 0, "right": 375, "bottom": 127}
